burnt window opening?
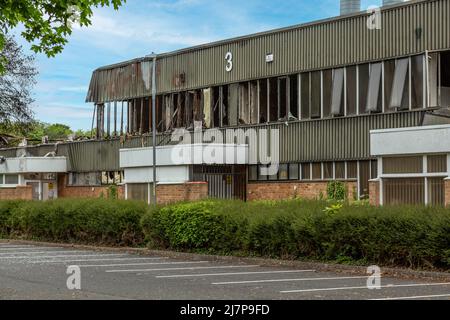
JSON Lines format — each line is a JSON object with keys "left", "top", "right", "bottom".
{"left": 185, "top": 92, "right": 194, "bottom": 130}
{"left": 268, "top": 78, "right": 278, "bottom": 122}
{"left": 311, "top": 71, "right": 321, "bottom": 119}
{"left": 278, "top": 77, "right": 288, "bottom": 121}
{"left": 440, "top": 51, "right": 450, "bottom": 107}
{"left": 389, "top": 58, "right": 410, "bottom": 110}
{"left": 384, "top": 60, "right": 396, "bottom": 112}
{"left": 238, "top": 83, "right": 250, "bottom": 125}
{"left": 411, "top": 55, "right": 424, "bottom": 109}
{"left": 289, "top": 75, "right": 299, "bottom": 120}
{"left": 212, "top": 87, "right": 221, "bottom": 128}
{"left": 300, "top": 73, "right": 310, "bottom": 120}
{"left": 156, "top": 95, "right": 165, "bottom": 132}
{"left": 322, "top": 70, "right": 332, "bottom": 118}
{"left": 358, "top": 64, "right": 370, "bottom": 115}
{"left": 221, "top": 86, "right": 229, "bottom": 127}
{"left": 203, "top": 88, "right": 212, "bottom": 128}
{"left": 249, "top": 81, "right": 258, "bottom": 124}
{"left": 346, "top": 66, "right": 357, "bottom": 116}
{"left": 331, "top": 68, "right": 345, "bottom": 116}
{"left": 259, "top": 80, "right": 268, "bottom": 123}
{"left": 228, "top": 83, "right": 239, "bottom": 126}
{"left": 366, "top": 63, "right": 382, "bottom": 113}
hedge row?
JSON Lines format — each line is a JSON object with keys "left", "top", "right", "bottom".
{"left": 0, "top": 199, "right": 449, "bottom": 269}
{"left": 142, "top": 200, "right": 450, "bottom": 269}
{"left": 0, "top": 199, "right": 147, "bottom": 246}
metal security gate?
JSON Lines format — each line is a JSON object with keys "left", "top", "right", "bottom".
{"left": 193, "top": 165, "right": 247, "bottom": 201}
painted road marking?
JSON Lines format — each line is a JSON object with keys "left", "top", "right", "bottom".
{"left": 0, "top": 250, "right": 88, "bottom": 256}
{"left": 30, "top": 257, "right": 166, "bottom": 264}
{"left": 371, "top": 294, "right": 450, "bottom": 300}
{"left": 213, "top": 276, "right": 368, "bottom": 285}
{"left": 106, "top": 265, "right": 260, "bottom": 273}
{"left": 0, "top": 253, "right": 127, "bottom": 260}
{"left": 79, "top": 261, "right": 210, "bottom": 268}
{"left": 281, "top": 282, "right": 450, "bottom": 294}
{"left": 156, "top": 270, "right": 316, "bottom": 279}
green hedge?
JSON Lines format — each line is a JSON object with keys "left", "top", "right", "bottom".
{"left": 0, "top": 199, "right": 148, "bottom": 246}
{"left": 1, "top": 198, "right": 449, "bottom": 269}
{"left": 141, "top": 199, "right": 450, "bottom": 269}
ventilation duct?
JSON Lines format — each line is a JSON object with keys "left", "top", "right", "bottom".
{"left": 340, "top": 0, "right": 361, "bottom": 15}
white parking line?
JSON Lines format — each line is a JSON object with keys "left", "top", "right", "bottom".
{"left": 106, "top": 265, "right": 260, "bottom": 273}
{"left": 30, "top": 257, "right": 166, "bottom": 264}
{"left": 281, "top": 282, "right": 450, "bottom": 294}
{"left": 0, "top": 253, "right": 127, "bottom": 260}
{"left": 79, "top": 261, "right": 210, "bottom": 268}
{"left": 156, "top": 270, "right": 316, "bottom": 279}
{"left": 371, "top": 293, "right": 450, "bottom": 300}
{"left": 213, "top": 276, "right": 367, "bottom": 285}
{"left": 0, "top": 250, "right": 87, "bottom": 256}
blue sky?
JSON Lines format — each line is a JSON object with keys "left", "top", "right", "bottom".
{"left": 20, "top": 0, "right": 382, "bottom": 130}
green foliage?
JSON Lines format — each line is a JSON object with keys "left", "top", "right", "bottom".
{"left": 1, "top": 198, "right": 449, "bottom": 269}
{"left": 108, "top": 185, "right": 118, "bottom": 200}
{"left": 142, "top": 199, "right": 450, "bottom": 269}
{"left": 0, "top": 0, "right": 126, "bottom": 70}
{"left": 0, "top": 199, "right": 147, "bottom": 246}
{"left": 327, "top": 181, "right": 346, "bottom": 201}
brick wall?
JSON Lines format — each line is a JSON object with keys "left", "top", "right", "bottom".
{"left": 445, "top": 179, "right": 450, "bottom": 207}
{"left": 156, "top": 182, "right": 208, "bottom": 205}
{"left": 0, "top": 186, "right": 33, "bottom": 200}
{"left": 369, "top": 180, "right": 380, "bottom": 206}
{"left": 57, "top": 174, "right": 125, "bottom": 199}
{"left": 247, "top": 181, "right": 357, "bottom": 201}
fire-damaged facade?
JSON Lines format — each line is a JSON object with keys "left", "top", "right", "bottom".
{"left": 2, "top": 0, "right": 450, "bottom": 206}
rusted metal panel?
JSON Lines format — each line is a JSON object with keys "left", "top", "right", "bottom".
{"left": 86, "top": 0, "right": 450, "bottom": 103}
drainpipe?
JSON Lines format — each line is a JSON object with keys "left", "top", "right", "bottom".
{"left": 149, "top": 53, "right": 158, "bottom": 206}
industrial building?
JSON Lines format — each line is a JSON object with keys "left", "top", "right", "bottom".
{"left": 1, "top": 0, "right": 450, "bottom": 206}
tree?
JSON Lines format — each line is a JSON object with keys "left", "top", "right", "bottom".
{"left": 0, "top": 35, "right": 37, "bottom": 124}
{"left": 0, "top": 0, "right": 126, "bottom": 72}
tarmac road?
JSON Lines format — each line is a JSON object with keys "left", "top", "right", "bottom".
{"left": 0, "top": 241, "right": 449, "bottom": 300}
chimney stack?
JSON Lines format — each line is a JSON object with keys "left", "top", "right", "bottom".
{"left": 340, "top": 0, "right": 361, "bottom": 15}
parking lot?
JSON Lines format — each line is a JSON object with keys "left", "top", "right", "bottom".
{"left": 0, "top": 242, "right": 449, "bottom": 300}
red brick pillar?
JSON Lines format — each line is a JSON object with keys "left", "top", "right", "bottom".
{"left": 369, "top": 179, "right": 380, "bottom": 206}
{"left": 445, "top": 179, "right": 450, "bottom": 207}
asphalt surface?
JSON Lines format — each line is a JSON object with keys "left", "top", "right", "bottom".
{"left": 0, "top": 242, "right": 449, "bottom": 300}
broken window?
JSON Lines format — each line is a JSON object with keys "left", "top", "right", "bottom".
{"left": 311, "top": 71, "right": 321, "bottom": 119}
{"left": 440, "top": 51, "right": 450, "bottom": 107}
{"left": 411, "top": 55, "right": 424, "bottom": 109}
{"left": 389, "top": 58, "right": 410, "bottom": 110}
{"left": 384, "top": 60, "right": 396, "bottom": 111}
{"left": 268, "top": 78, "right": 278, "bottom": 122}
{"left": 331, "top": 68, "right": 345, "bottom": 116}
{"left": 212, "top": 87, "right": 221, "bottom": 128}
{"left": 228, "top": 84, "right": 239, "bottom": 126}
{"left": 428, "top": 53, "right": 439, "bottom": 108}
{"left": 238, "top": 83, "right": 249, "bottom": 125}
{"left": 220, "top": 86, "right": 229, "bottom": 127}
{"left": 322, "top": 69, "right": 332, "bottom": 118}
{"left": 258, "top": 80, "right": 268, "bottom": 123}
{"left": 193, "top": 90, "right": 203, "bottom": 124}
{"left": 203, "top": 88, "right": 212, "bottom": 128}
{"left": 366, "top": 62, "right": 382, "bottom": 113}
{"left": 289, "top": 75, "right": 299, "bottom": 120}
{"left": 249, "top": 81, "right": 258, "bottom": 124}
{"left": 346, "top": 66, "right": 357, "bottom": 115}
{"left": 300, "top": 73, "right": 310, "bottom": 120}
{"left": 358, "top": 64, "right": 370, "bottom": 115}
{"left": 278, "top": 77, "right": 288, "bottom": 120}
{"left": 184, "top": 92, "right": 193, "bottom": 130}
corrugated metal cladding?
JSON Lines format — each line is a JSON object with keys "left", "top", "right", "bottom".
{"left": 0, "top": 111, "right": 423, "bottom": 171}
{"left": 87, "top": 0, "right": 450, "bottom": 103}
